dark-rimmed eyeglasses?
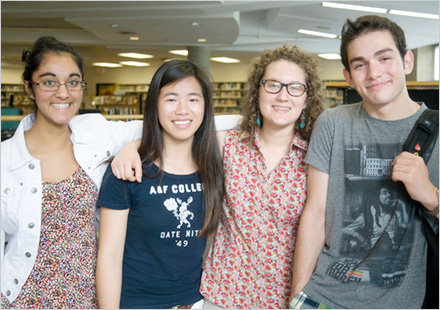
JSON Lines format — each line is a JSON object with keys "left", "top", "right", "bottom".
{"left": 32, "top": 79, "right": 87, "bottom": 92}
{"left": 261, "top": 79, "right": 307, "bottom": 97}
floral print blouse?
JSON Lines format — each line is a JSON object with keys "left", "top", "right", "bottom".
{"left": 201, "top": 129, "right": 308, "bottom": 309}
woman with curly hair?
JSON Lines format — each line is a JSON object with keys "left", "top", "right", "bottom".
{"left": 200, "top": 44, "right": 324, "bottom": 309}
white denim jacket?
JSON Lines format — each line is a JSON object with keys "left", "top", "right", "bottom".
{"left": 1, "top": 113, "right": 142, "bottom": 302}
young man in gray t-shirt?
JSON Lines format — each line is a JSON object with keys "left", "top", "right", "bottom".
{"left": 289, "top": 15, "right": 439, "bottom": 309}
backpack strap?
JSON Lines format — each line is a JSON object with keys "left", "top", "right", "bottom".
{"left": 402, "top": 109, "right": 439, "bottom": 163}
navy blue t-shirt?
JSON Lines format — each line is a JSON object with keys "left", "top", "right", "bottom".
{"left": 97, "top": 163, "right": 206, "bottom": 309}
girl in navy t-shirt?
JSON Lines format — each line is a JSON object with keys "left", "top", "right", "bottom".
{"left": 96, "top": 60, "right": 224, "bottom": 309}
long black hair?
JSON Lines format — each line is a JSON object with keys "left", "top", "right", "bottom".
{"left": 138, "top": 59, "right": 224, "bottom": 237}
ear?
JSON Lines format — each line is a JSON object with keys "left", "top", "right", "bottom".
{"left": 403, "top": 50, "right": 414, "bottom": 75}
{"left": 342, "top": 68, "right": 354, "bottom": 88}
{"left": 24, "top": 81, "right": 35, "bottom": 100}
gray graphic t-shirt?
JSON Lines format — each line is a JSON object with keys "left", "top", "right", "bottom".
{"left": 303, "top": 102, "right": 439, "bottom": 309}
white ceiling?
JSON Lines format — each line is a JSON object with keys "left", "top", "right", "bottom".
{"left": 1, "top": 1, "right": 439, "bottom": 68}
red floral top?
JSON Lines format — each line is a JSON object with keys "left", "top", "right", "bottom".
{"left": 201, "top": 129, "right": 308, "bottom": 309}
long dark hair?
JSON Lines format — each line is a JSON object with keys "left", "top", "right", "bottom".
{"left": 138, "top": 59, "right": 224, "bottom": 237}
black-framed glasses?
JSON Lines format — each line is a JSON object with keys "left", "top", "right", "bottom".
{"left": 261, "top": 79, "right": 307, "bottom": 97}
{"left": 32, "top": 79, "right": 87, "bottom": 92}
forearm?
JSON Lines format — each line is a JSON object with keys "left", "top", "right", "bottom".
{"left": 95, "top": 208, "right": 128, "bottom": 309}
{"left": 96, "top": 253, "right": 123, "bottom": 309}
{"left": 290, "top": 206, "right": 326, "bottom": 297}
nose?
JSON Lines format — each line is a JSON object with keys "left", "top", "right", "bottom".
{"left": 276, "top": 85, "right": 290, "bottom": 100}
{"left": 55, "top": 84, "right": 70, "bottom": 98}
{"left": 366, "top": 61, "right": 383, "bottom": 79}
{"left": 176, "top": 100, "right": 189, "bottom": 114}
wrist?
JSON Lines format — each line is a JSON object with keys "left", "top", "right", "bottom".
{"left": 429, "top": 189, "right": 439, "bottom": 217}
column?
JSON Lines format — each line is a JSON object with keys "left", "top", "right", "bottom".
{"left": 187, "top": 46, "right": 211, "bottom": 72}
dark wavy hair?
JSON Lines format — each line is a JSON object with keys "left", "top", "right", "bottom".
{"left": 241, "top": 44, "right": 324, "bottom": 143}
{"left": 340, "top": 15, "right": 408, "bottom": 72}
{"left": 138, "top": 59, "right": 224, "bottom": 237}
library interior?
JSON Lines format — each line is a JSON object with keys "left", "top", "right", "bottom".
{"left": 1, "top": 1, "right": 439, "bottom": 139}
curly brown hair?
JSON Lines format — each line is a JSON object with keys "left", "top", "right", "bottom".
{"left": 241, "top": 44, "right": 323, "bottom": 143}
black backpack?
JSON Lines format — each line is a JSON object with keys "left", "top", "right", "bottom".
{"left": 403, "top": 108, "right": 439, "bottom": 309}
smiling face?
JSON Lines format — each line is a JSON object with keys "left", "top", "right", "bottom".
{"left": 258, "top": 59, "right": 307, "bottom": 131}
{"left": 158, "top": 76, "right": 205, "bottom": 145}
{"left": 343, "top": 30, "right": 414, "bottom": 112}
{"left": 25, "top": 52, "right": 83, "bottom": 126}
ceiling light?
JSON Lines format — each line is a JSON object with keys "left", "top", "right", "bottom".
{"left": 389, "top": 9, "right": 439, "bottom": 20}
{"left": 211, "top": 57, "right": 240, "bottom": 63}
{"left": 120, "top": 61, "right": 150, "bottom": 67}
{"left": 322, "top": 2, "right": 387, "bottom": 14}
{"left": 318, "top": 53, "right": 341, "bottom": 60}
{"left": 118, "top": 52, "right": 153, "bottom": 59}
{"left": 169, "top": 50, "right": 188, "bottom": 56}
{"left": 93, "top": 62, "right": 122, "bottom": 68}
{"left": 298, "top": 29, "right": 338, "bottom": 39}
{"left": 198, "top": 38, "right": 207, "bottom": 43}
{"left": 129, "top": 36, "right": 139, "bottom": 41}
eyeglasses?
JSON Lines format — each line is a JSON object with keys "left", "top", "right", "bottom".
{"left": 261, "top": 79, "right": 307, "bottom": 97}
{"left": 32, "top": 79, "right": 87, "bottom": 92}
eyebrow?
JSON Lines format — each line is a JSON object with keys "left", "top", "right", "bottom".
{"left": 349, "top": 48, "right": 395, "bottom": 65}
{"left": 38, "top": 72, "right": 82, "bottom": 78}
{"left": 163, "top": 92, "right": 202, "bottom": 97}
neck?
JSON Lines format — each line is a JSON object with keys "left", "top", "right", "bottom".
{"left": 364, "top": 94, "right": 420, "bottom": 121}
{"left": 161, "top": 137, "right": 197, "bottom": 175}
{"left": 24, "top": 115, "right": 72, "bottom": 154}
{"left": 260, "top": 124, "right": 295, "bottom": 149}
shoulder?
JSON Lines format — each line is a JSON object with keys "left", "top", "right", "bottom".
{"left": 70, "top": 113, "right": 108, "bottom": 128}
{"left": 315, "top": 103, "right": 362, "bottom": 129}
{"left": 69, "top": 113, "right": 112, "bottom": 141}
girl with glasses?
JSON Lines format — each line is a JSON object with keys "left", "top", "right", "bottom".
{"left": 1, "top": 36, "right": 142, "bottom": 309}
{"left": 200, "top": 44, "right": 324, "bottom": 309}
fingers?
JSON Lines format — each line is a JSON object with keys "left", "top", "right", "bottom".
{"left": 134, "top": 159, "right": 143, "bottom": 183}
{"left": 111, "top": 160, "right": 137, "bottom": 181}
{"left": 391, "top": 151, "right": 425, "bottom": 183}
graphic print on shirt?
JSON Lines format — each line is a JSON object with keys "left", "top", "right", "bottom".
{"left": 164, "top": 197, "right": 195, "bottom": 229}
{"left": 326, "top": 143, "right": 415, "bottom": 288}
{"left": 151, "top": 181, "right": 203, "bottom": 248}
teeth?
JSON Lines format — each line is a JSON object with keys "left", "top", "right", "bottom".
{"left": 274, "top": 106, "right": 290, "bottom": 111}
{"left": 52, "top": 103, "right": 70, "bottom": 109}
{"left": 174, "top": 120, "right": 190, "bottom": 125}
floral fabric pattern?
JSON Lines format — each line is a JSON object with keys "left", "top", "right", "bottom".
{"left": 1, "top": 167, "right": 98, "bottom": 309}
{"left": 201, "top": 129, "right": 308, "bottom": 309}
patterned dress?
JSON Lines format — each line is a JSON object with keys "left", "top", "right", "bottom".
{"left": 1, "top": 167, "right": 99, "bottom": 309}
{"left": 201, "top": 130, "right": 308, "bottom": 309}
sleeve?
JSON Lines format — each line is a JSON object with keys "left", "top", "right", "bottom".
{"left": 70, "top": 114, "right": 142, "bottom": 150}
{"left": 97, "top": 165, "right": 132, "bottom": 210}
{"left": 304, "top": 111, "right": 335, "bottom": 174}
{"left": 106, "top": 119, "right": 143, "bottom": 147}
{"left": 1, "top": 227, "right": 5, "bottom": 262}
{"left": 214, "top": 114, "right": 243, "bottom": 131}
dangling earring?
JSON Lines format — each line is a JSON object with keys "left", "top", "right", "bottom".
{"left": 256, "top": 109, "right": 261, "bottom": 126}
{"left": 299, "top": 111, "right": 306, "bottom": 129}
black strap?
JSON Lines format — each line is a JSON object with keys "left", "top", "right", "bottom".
{"left": 402, "top": 108, "right": 439, "bottom": 248}
{"left": 403, "top": 108, "right": 439, "bottom": 309}
{"left": 402, "top": 109, "right": 439, "bottom": 163}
